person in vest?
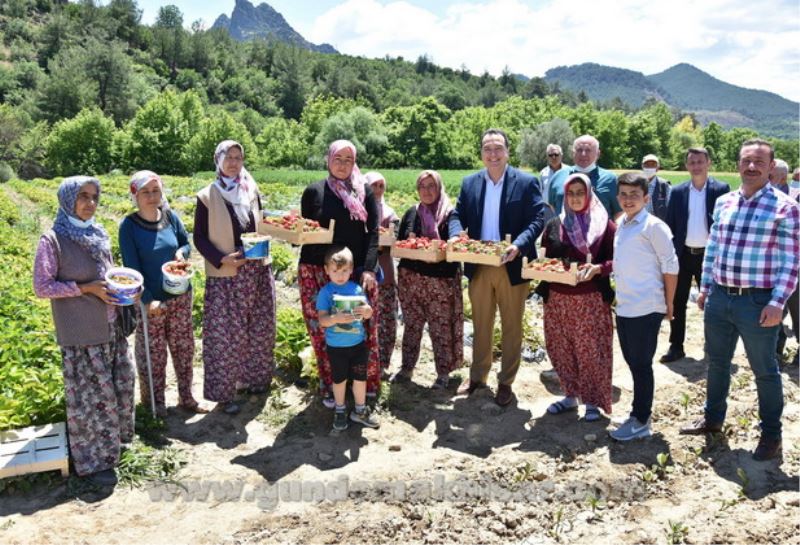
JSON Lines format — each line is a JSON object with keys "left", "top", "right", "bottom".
{"left": 33, "top": 176, "right": 135, "bottom": 488}
{"left": 119, "top": 170, "right": 206, "bottom": 417}
{"left": 193, "top": 140, "right": 276, "bottom": 415}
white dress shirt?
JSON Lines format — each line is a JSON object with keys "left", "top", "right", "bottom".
{"left": 480, "top": 168, "right": 506, "bottom": 241}
{"left": 685, "top": 181, "right": 709, "bottom": 248}
{"left": 613, "top": 208, "right": 679, "bottom": 318}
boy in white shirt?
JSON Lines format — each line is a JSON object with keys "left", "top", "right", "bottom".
{"left": 610, "top": 173, "right": 679, "bottom": 441}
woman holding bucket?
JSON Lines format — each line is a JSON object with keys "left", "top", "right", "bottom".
{"left": 365, "top": 171, "right": 399, "bottom": 377}
{"left": 119, "top": 170, "right": 205, "bottom": 417}
{"left": 33, "top": 176, "right": 135, "bottom": 487}
{"left": 299, "top": 140, "right": 381, "bottom": 407}
{"left": 193, "top": 140, "right": 276, "bottom": 415}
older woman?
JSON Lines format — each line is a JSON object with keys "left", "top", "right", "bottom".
{"left": 299, "top": 140, "right": 381, "bottom": 407}
{"left": 538, "top": 172, "right": 616, "bottom": 421}
{"left": 119, "top": 170, "right": 205, "bottom": 418}
{"left": 193, "top": 140, "right": 276, "bottom": 415}
{"left": 33, "top": 176, "right": 135, "bottom": 487}
{"left": 365, "top": 171, "right": 399, "bottom": 375}
{"left": 391, "top": 170, "right": 463, "bottom": 389}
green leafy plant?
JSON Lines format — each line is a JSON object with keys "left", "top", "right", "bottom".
{"left": 274, "top": 307, "right": 310, "bottom": 379}
{"left": 665, "top": 520, "right": 689, "bottom": 544}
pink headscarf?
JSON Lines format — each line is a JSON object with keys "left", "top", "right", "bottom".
{"left": 365, "top": 171, "right": 397, "bottom": 227}
{"left": 416, "top": 170, "right": 452, "bottom": 239}
{"left": 326, "top": 140, "right": 368, "bottom": 223}
{"left": 129, "top": 170, "right": 168, "bottom": 209}
{"left": 559, "top": 173, "right": 608, "bottom": 255}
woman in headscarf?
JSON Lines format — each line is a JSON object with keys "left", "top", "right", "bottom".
{"left": 193, "top": 140, "right": 276, "bottom": 415}
{"left": 365, "top": 171, "right": 399, "bottom": 376}
{"left": 33, "top": 176, "right": 135, "bottom": 487}
{"left": 119, "top": 170, "right": 205, "bottom": 418}
{"left": 391, "top": 170, "right": 463, "bottom": 389}
{"left": 298, "top": 140, "right": 381, "bottom": 407}
{"left": 537, "top": 172, "right": 616, "bottom": 421}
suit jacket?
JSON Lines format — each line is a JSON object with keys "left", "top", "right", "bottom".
{"left": 665, "top": 176, "right": 731, "bottom": 258}
{"left": 449, "top": 167, "right": 544, "bottom": 285}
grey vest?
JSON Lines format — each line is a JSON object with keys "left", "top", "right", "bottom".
{"left": 44, "top": 230, "right": 113, "bottom": 347}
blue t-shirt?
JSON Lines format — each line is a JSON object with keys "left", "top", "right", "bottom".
{"left": 316, "top": 281, "right": 367, "bottom": 347}
{"left": 119, "top": 209, "right": 191, "bottom": 304}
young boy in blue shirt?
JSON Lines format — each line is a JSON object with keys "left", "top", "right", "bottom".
{"left": 317, "top": 245, "right": 380, "bottom": 431}
{"left": 611, "top": 172, "right": 678, "bottom": 441}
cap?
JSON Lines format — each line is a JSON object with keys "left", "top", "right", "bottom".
{"left": 641, "top": 154, "right": 660, "bottom": 166}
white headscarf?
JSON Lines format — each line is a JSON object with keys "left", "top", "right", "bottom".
{"left": 213, "top": 140, "right": 258, "bottom": 229}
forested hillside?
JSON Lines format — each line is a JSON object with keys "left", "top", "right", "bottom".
{"left": 0, "top": 0, "right": 796, "bottom": 181}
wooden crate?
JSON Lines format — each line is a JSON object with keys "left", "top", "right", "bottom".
{"left": 390, "top": 240, "right": 446, "bottom": 263}
{"left": 521, "top": 257, "right": 579, "bottom": 286}
{"left": 378, "top": 231, "right": 396, "bottom": 247}
{"left": 258, "top": 219, "right": 335, "bottom": 245}
{"left": 0, "top": 422, "right": 69, "bottom": 479}
{"left": 446, "top": 234, "right": 510, "bottom": 267}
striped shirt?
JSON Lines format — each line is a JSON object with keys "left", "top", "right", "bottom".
{"left": 700, "top": 184, "right": 800, "bottom": 308}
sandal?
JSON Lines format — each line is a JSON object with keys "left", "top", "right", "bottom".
{"left": 179, "top": 400, "right": 209, "bottom": 414}
{"left": 584, "top": 406, "right": 602, "bottom": 422}
{"left": 547, "top": 399, "right": 578, "bottom": 415}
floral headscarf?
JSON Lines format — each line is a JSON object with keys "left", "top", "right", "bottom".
{"left": 53, "top": 176, "right": 112, "bottom": 277}
{"left": 559, "top": 172, "right": 608, "bottom": 255}
{"left": 213, "top": 140, "right": 258, "bottom": 229}
{"left": 326, "top": 140, "right": 368, "bottom": 223}
{"left": 415, "top": 170, "right": 452, "bottom": 239}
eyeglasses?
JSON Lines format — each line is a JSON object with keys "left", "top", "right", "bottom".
{"left": 547, "top": 153, "right": 561, "bottom": 158}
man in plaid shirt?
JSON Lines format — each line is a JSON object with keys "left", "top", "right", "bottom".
{"left": 681, "top": 139, "right": 799, "bottom": 461}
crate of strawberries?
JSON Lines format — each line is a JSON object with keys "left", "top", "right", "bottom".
{"left": 390, "top": 237, "right": 446, "bottom": 263}
{"left": 446, "top": 234, "right": 510, "bottom": 267}
{"left": 521, "top": 257, "right": 589, "bottom": 285}
{"left": 258, "top": 214, "right": 335, "bottom": 245}
{"left": 378, "top": 225, "right": 396, "bottom": 247}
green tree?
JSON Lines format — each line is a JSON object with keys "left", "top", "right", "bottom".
{"left": 517, "top": 118, "right": 575, "bottom": 169}
{"left": 255, "top": 117, "right": 310, "bottom": 168}
{"left": 311, "top": 106, "right": 388, "bottom": 168}
{"left": 701, "top": 121, "right": 724, "bottom": 163}
{"left": 182, "top": 110, "right": 256, "bottom": 173}
{"left": 382, "top": 97, "right": 453, "bottom": 168}
{"left": 153, "top": 4, "right": 186, "bottom": 79}
{"left": 85, "top": 38, "right": 139, "bottom": 123}
{"left": 45, "top": 107, "right": 115, "bottom": 175}
{"left": 272, "top": 45, "right": 310, "bottom": 120}
{"left": 118, "top": 90, "right": 204, "bottom": 174}
{"left": 37, "top": 46, "right": 96, "bottom": 123}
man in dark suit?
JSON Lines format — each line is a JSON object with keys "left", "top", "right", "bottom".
{"left": 661, "top": 147, "right": 730, "bottom": 362}
{"left": 449, "top": 128, "right": 545, "bottom": 406}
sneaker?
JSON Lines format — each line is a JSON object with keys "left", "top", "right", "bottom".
{"left": 350, "top": 406, "right": 380, "bottom": 428}
{"left": 332, "top": 410, "right": 348, "bottom": 431}
{"left": 431, "top": 376, "right": 450, "bottom": 390}
{"left": 322, "top": 394, "right": 336, "bottom": 410}
{"left": 609, "top": 416, "right": 652, "bottom": 441}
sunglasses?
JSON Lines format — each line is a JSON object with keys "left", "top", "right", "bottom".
{"left": 548, "top": 153, "right": 561, "bottom": 158}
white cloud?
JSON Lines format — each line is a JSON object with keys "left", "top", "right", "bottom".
{"left": 307, "top": 0, "right": 800, "bottom": 103}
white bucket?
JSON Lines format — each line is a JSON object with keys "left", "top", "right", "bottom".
{"left": 161, "top": 261, "right": 194, "bottom": 295}
{"left": 241, "top": 232, "right": 271, "bottom": 260}
{"left": 105, "top": 267, "right": 143, "bottom": 306}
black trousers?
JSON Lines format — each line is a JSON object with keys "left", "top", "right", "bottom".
{"left": 669, "top": 250, "right": 704, "bottom": 349}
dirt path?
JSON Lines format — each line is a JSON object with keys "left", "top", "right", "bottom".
{"left": 1, "top": 276, "right": 798, "bottom": 544}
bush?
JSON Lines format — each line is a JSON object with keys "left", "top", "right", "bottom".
{"left": 181, "top": 109, "right": 256, "bottom": 173}
{"left": 269, "top": 242, "right": 295, "bottom": 277}
{"left": 45, "top": 107, "right": 115, "bottom": 175}
{"left": 0, "top": 162, "right": 14, "bottom": 183}
{"left": 274, "top": 307, "right": 310, "bottom": 379}
{"left": 517, "top": 118, "right": 575, "bottom": 169}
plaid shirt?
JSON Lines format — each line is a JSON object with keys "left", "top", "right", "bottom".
{"left": 700, "top": 184, "right": 800, "bottom": 308}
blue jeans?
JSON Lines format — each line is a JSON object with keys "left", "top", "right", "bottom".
{"left": 616, "top": 312, "right": 664, "bottom": 423}
{"left": 704, "top": 285, "right": 783, "bottom": 439}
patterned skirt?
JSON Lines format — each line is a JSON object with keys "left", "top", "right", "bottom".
{"left": 397, "top": 268, "right": 464, "bottom": 377}
{"left": 543, "top": 290, "right": 613, "bottom": 413}
{"left": 376, "top": 282, "right": 398, "bottom": 370}
{"left": 298, "top": 263, "right": 381, "bottom": 396}
{"left": 202, "top": 261, "right": 276, "bottom": 403}
{"left": 61, "top": 323, "right": 135, "bottom": 476}
{"left": 134, "top": 291, "right": 196, "bottom": 409}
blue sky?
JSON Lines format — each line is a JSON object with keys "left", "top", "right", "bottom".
{"left": 133, "top": 0, "right": 800, "bottom": 102}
